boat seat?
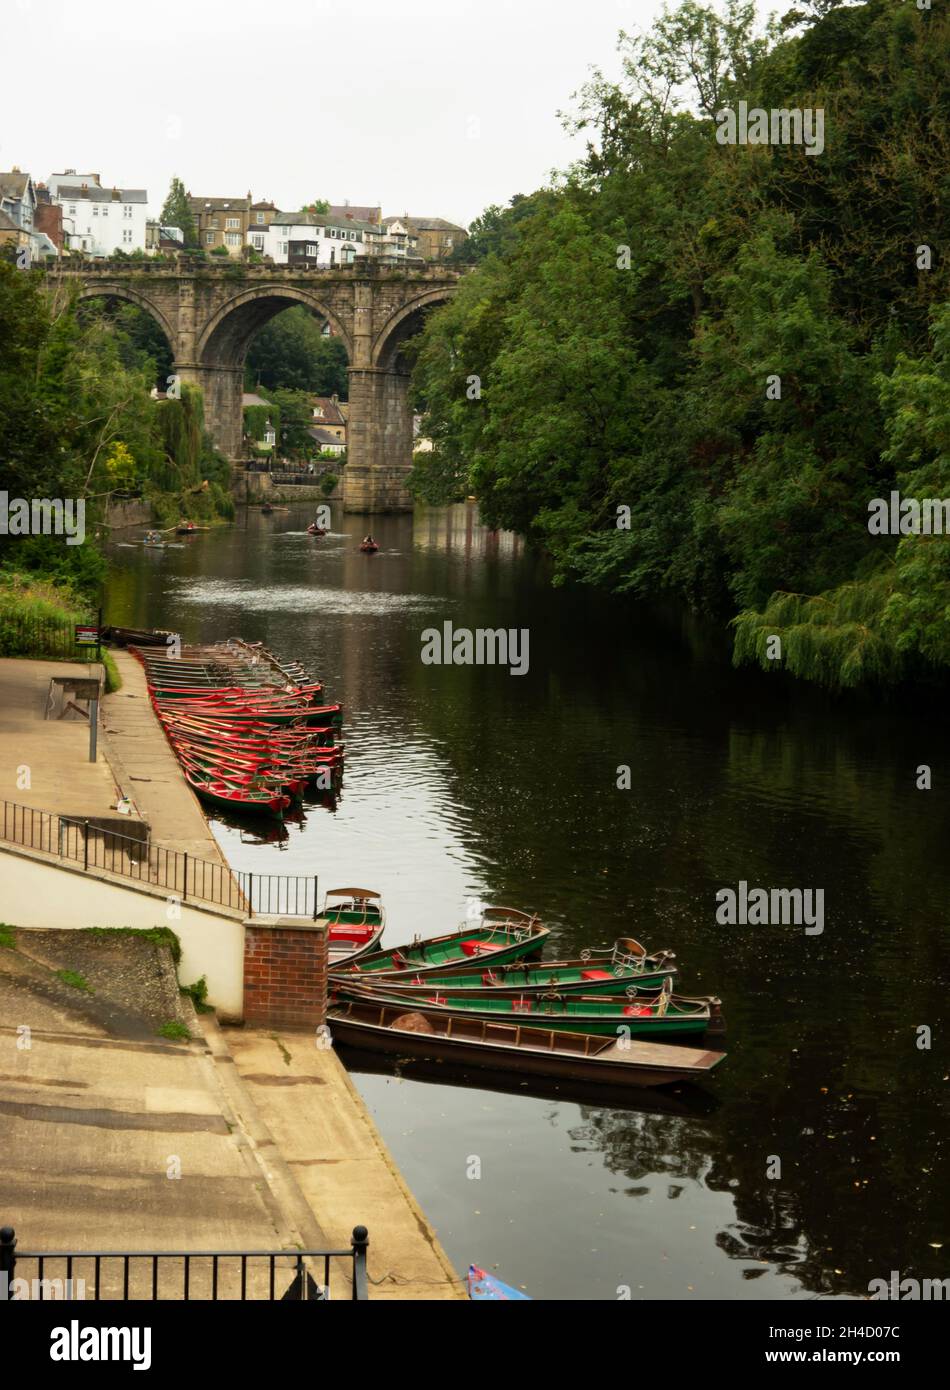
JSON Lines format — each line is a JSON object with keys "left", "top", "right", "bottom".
{"left": 329, "top": 925, "right": 377, "bottom": 943}
{"left": 460, "top": 940, "right": 504, "bottom": 957}
{"left": 582, "top": 969, "right": 612, "bottom": 980}
{"left": 623, "top": 1004, "right": 652, "bottom": 1016}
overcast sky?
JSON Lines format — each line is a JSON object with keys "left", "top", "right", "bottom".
{"left": 3, "top": 0, "right": 669, "bottom": 227}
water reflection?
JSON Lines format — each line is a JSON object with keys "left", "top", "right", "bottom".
{"left": 102, "top": 501, "right": 950, "bottom": 1300}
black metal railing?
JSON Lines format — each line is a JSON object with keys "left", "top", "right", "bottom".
{"left": 0, "top": 797, "right": 319, "bottom": 919}
{"left": 0, "top": 613, "right": 99, "bottom": 662}
{"left": 0, "top": 1225, "right": 368, "bottom": 1301}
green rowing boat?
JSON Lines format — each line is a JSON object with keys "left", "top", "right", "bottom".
{"left": 334, "top": 938, "right": 676, "bottom": 996}
{"left": 333, "top": 978, "right": 723, "bottom": 1039}
{"left": 329, "top": 907, "right": 548, "bottom": 979}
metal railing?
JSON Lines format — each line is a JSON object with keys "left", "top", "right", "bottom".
{"left": 0, "top": 797, "right": 319, "bottom": 919}
{"left": 0, "top": 1224, "right": 369, "bottom": 1301}
{"left": 0, "top": 613, "right": 99, "bottom": 662}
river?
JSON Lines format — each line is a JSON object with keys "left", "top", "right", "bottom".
{"left": 104, "top": 500, "right": 950, "bottom": 1301}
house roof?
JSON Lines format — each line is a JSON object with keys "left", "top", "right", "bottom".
{"left": 250, "top": 200, "right": 277, "bottom": 210}
{"left": 273, "top": 211, "right": 375, "bottom": 233}
{"left": 0, "top": 208, "right": 22, "bottom": 232}
{"left": 310, "top": 397, "right": 346, "bottom": 426}
{"left": 242, "top": 393, "right": 271, "bottom": 408}
{"left": 327, "top": 204, "right": 380, "bottom": 224}
{"left": 308, "top": 427, "right": 344, "bottom": 446}
{"left": 188, "top": 195, "right": 250, "bottom": 212}
{"left": 0, "top": 171, "right": 34, "bottom": 200}
{"left": 384, "top": 215, "right": 465, "bottom": 233}
{"left": 57, "top": 184, "right": 147, "bottom": 203}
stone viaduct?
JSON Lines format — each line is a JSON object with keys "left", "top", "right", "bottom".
{"left": 49, "top": 261, "right": 460, "bottom": 512}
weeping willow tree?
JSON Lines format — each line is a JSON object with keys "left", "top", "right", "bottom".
{"left": 152, "top": 386, "right": 234, "bottom": 523}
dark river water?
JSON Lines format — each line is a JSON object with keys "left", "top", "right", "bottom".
{"left": 104, "top": 501, "right": 949, "bottom": 1301}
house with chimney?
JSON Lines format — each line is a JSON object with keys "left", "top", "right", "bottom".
{"left": 188, "top": 193, "right": 252, "bottom": 255}
{"left": 383, "top": 215, "right": 467, "bottom": 261}
{"left": 0, "top": 170, "right": 63, "bottom": 259}
{"left": 49, "top": 171, "right": 148, "bottom": 256}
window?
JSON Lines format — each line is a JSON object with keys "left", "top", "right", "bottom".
{"left": 256, "top": 212, "right": 264, "bottom": 224}
{"left": 280, "top": 242, "right": 288, "bottom": 255}
{"left": 226, "top": 232, "right": 240, "bottom": 247}
{"left": 251, "top": 234, "right": 264, "bottom": 249}
{"left": 210, "top": 218, "right": 218, "bottom": 229}
{"left": 124, "top": 205, "right": 132, "bottom": 218}
{"left": 329, "top": 228, "right": 336, "bottom": 238}
{"left": 92, "top": 207, "right": 99, "bottom": 216}
{"left": 102, "top": 207, "right": 109, "bottom": 217}
{"left": 206, "top": 231, "right": 214, "bottom": 245}
{"left": 307, "top": 243, "right": 316, "bottom": 256}
{"left": 226, "top": 217, "right": 239, "bottom": 229}
{"left": 123, "top": 229, "right": 132, "bottom": 244}
{"left": 68, "top": 205, "right": 76, "bottom": 215}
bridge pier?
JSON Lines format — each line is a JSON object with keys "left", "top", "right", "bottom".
{"left": 176, "top": 363, "right": 245, "bottom": 461}
{"left": 343, "top": 366, "right": 414, "bottom": 513}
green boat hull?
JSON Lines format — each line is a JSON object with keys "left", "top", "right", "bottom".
{"left": 331, "top": 923, "right": 548, "bottom": 978}
{"left": 358, "top": 962, "right": 675, "bottom": 997}
{"left": 332, "top": 986, "right": 715, "bottom": 1038}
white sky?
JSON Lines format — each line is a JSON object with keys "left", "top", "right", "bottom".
{"left": 3, "top": 0, "right": 668, "bottom": 228}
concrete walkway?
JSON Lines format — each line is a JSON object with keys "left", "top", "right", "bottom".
{"left": 0, "top": 658, "right": 123, "bottom": 820}
{"left": 101, "top": 651, "right": 225, "bottom": 864}
{"left": 219, "top": 1025, "right": 465, "bottom": 1300}
{"left": 1, "top": 929, "right": 463, "bottom": 1300}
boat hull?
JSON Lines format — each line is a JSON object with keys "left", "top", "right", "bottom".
{"left": 345, "top": 959, "right": 676, "bottom": 997}
{"left": 327, "top": 1003, "right": 725, "bottom": 1088}
{"left": 330, "top": 917, "right": 548, "bottom": 979}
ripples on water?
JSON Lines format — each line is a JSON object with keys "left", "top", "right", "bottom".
{"left": 105, "top": 502, "right": 950, "bottom": 1301}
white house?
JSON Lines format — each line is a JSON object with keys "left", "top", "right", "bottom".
{"left": 51, "top": 173, "right": 148, "bottom": 256}
{"left": 250, "top": 211, "right": 418, "bottom": 265}
{"left": 250, "top": 212, "right": 368, "bottom": 265}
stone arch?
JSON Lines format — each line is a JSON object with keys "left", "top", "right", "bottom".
{"left": 196, "top": 285, "right": 353, "bottom": 367}
{"left": 76, "top": 283, "right": 176, "bottom": 358}
{"left": 371, "top": 287, "right": 457, "bottom": 370}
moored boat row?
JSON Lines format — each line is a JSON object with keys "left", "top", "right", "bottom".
{"left": 325, "top": 901, "right": 728, "bottom": 1090}
{"left": 133, "top": 640, "right": 344, "bottom": 818}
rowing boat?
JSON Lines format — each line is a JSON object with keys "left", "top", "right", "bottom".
{"left": 184, "top": 769, "right": 289, "bottom": 817}
{"left": 316, "top": 888, "right": 386, "bottom": 966}
{"left": 332, "top": 978, "right": 723, "bottom": 1038}
{"left": 335, "top": 938, "right": 677, "bottom": 996}
{"left": 326, "top": 999, "right": 726, "bottom": 1088}
{"left": 329, "top": 908, "right": 548, "bottom": 978}
{"left": 103, "top": 625, "right": 175, "bottom": 648}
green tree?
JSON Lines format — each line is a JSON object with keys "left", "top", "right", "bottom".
{"left": 410, "top": 0, "right": 950, "bottom": 690}
{"left": 245, "top": 306, "right": 348, "bottom": 396}
{"left": 160, "top": 177, "right": 197, "bottom": 247}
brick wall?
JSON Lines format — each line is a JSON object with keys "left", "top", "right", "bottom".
{"left": 243, "top": 919, "right": 328, "bottom": 1029}
{"left": 35, "top": 202, "right": 65, "bottom": 252}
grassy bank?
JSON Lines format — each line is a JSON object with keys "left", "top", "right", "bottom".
{"left": 0, "top": 573, "right": 121, "bottom": 692}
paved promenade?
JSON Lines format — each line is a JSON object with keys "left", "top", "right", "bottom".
{"left": 1, "top": 928, "right": 463, "bottom": 1300}
{"left": 0, "top": 657, "right": 121, "bottom": 820}
{"left": 101, "top": 650, "right": 225, "bottom": 864}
